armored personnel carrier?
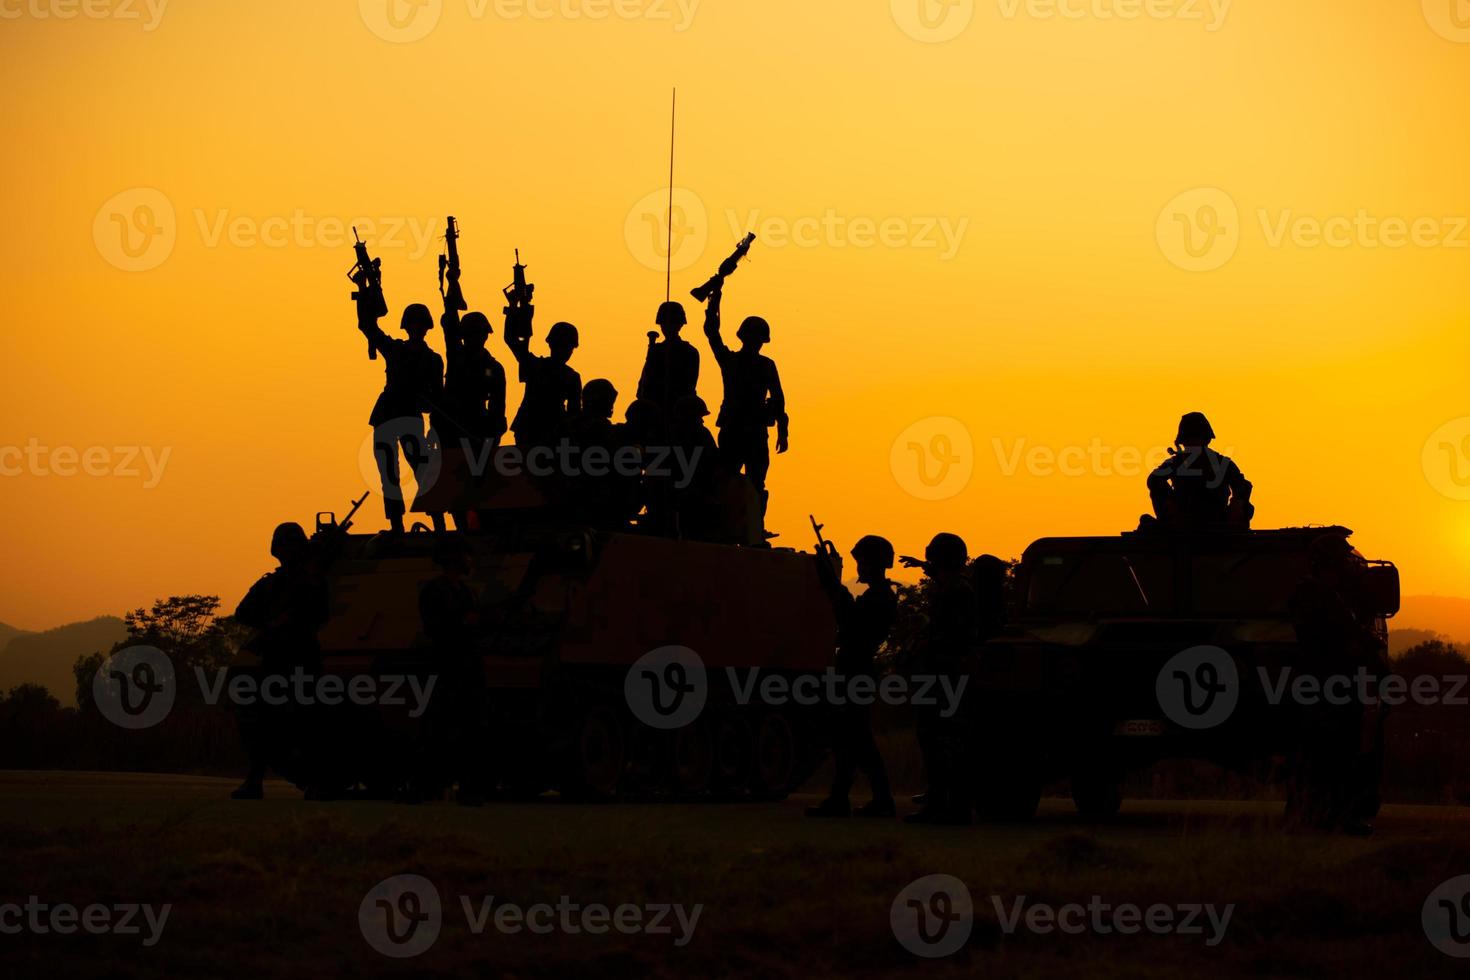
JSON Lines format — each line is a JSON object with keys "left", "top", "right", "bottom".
{"left": 968, "top": 526, "right": 1400, "bottom": 820}
{"left": 265, "top": 468, "right": 837, "bottom": 801}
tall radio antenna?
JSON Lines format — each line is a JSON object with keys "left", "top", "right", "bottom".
{"left": 666, "top": 88, "right": 676, "bottom": 303}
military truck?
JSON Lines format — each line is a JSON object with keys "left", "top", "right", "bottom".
{"left": 258, "top": 469, "right": 837, "bottom": 801}
{"left": 968, "top": 526, "right": 1400, "bottom": 821}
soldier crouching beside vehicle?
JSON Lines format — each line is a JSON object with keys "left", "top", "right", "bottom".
{"left": 807, "top": 534, "right": 900, "bottom": 819}
{"left": 230, "top": 523, "right": 329, "bottom": 800}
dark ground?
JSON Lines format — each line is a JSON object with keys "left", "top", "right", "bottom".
{"left": 1, "top": 771, "right": 1467, "bottom": 978}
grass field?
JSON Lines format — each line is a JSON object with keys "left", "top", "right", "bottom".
{"left": 1, "top": 771, "right": 1467, "bottom": 978}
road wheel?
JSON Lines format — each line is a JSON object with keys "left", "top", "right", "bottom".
{"left": 565, "top": 705, "right": 626, "bottom": 799}
{"left": 1071, "top": 770, "right": 1123, "bottom": 820}
{"left": 711, "top": 713, "right": 750, "bottom": 793}
{"left": 670, "top": 720, "right": 715, "bottom": 795}
{"left": 749, "top": 711, "right": 798, "bottom": 799}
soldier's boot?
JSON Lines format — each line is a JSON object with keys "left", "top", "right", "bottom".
{"left": 805, "top": 797, "right": 851, "bottom": 818}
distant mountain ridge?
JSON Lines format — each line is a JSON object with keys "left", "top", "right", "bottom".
{"left": 0, "top": 617, "right": 127, "bottom": 707}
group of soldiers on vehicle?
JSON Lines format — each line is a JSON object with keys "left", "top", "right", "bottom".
{"left": 228, "top": 219, "right": 1377, "bottom": 833}
{"left": 352, "top": 220, "right": 787, "bottom": 543}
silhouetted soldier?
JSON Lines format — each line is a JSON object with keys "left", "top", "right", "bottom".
{"left": 1287, "top": 534, "right": 1386, "bottom": 836}
{"left": 700, "top": 284, "right": 788, "bottom": 524}
{"left": 231, "top": 523, "right": 329, "bottom": 800}
{"left": 669, "top": 394, "right": 722, "bottom": 539}
{"left": 359, "top": 303, "right": 446, "bottom": 533}
{"left": 900, "top": 533, "right": 978, "bottom": 825}
{"left": 436, "top": 308, "right": 507, "bottom": 526}
{"left": 638, "top": 301, "right": 701, "bottom": 414}
{"left": 418, "top": 535, "right": 487, "bottom": 805}
{"left": 807, "top": 535, "right": 899, "bottom": 819}
{"left": 505, "top": 315, "right": 581, "bottom": 453}
{"left": 1147, "top": 412, "right": 1253, "bottom": 529}
{"left": 567, "top": 379, "right": 633, "bottom": 526}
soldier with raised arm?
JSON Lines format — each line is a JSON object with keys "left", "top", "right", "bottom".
{"left": 434, "top": 225, "right": 507, "bottom": 528}
{"left": 503, "top": 304, "right": 581, "bottom": 455}
{"left": 359, "top": 303, "right": 446, "bottom": 533}
{"left": 699, "top": 283, "right": 788, "bottom": 527}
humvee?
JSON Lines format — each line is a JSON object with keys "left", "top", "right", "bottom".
{"left": 970, "top": 526, "right": 1400, "bottom": 820}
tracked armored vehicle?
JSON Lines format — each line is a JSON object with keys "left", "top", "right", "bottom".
{"left": 969, "top": 526, "right": 1400, "bottom": 820}
{"left": 263, "top": 469, "right": 836, "bottom": 801}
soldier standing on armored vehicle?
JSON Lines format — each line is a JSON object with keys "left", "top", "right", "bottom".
{"left": 1146, "top": 412, "right": 1253, "bottom": 529}
{"left": 1287, "top": 534, "right": 1388, "bottom": 836}
{"left": 807, "top": 533, "right": 899, "bottom": 819}
{"left": 699, "top": 283, "right": 788, "bottom": 527}
{"left": 504, "top": 311, "right": 581, "bottom": 454}
{"left": 418, "top": 535, "right": 488, "bottom": 805}
{"left": 358, "top": 303, "right": 448, "bottom": 533}
{"left": 434, "top": 220, "right": 507, "bottom": 529}
{"left": 230, "top": 523, "right": 329, "bottom": 800}
{"left": 900, "top": 533, "right": 979, "bottom": 825}
{"left": 638, "top": 302, "right": 700, "bottom": 416}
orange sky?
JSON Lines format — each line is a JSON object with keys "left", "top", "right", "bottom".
{"left": 2, "top": 0, "right": 1469, "bottom": 630}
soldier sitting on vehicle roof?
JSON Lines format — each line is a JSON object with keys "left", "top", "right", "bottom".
{"left": 1145, "top": 412, "right": 1254, "bottom": 530}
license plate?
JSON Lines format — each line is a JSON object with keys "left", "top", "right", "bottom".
{"left": 1114, "top": 719, "right": 1166, "bottom": 737}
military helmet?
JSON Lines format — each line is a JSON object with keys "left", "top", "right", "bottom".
{"left": 1176, "top": 411, "right": 1215, "bottom": 444}
{"left": 547, "top": 321, "right": 580, "bottom": 349}
{"left": 270, "top": 522, "right": 309, "bottom": 561}
{"left": 851, "top": 534, "right": 895, "bottom": 569}
{"left": 736, "top": 316, "right": 771, "bottom": 344}
{"left": 583, "top": 378, "right": 618, "bottom": 410}
{"left": 401, "top": 303, "right": 434, "bottom": 332}
{"left": 461, "top": 311, "right": 493, "bottom": 338}
{"left": 656, "top": 301, "right": 688, "bottom": 329}
{"left": 674, "top": 394, "right": 710, "bottom": 420}
{"left": 925, "top": 532, "right": 969, "bottom": 571}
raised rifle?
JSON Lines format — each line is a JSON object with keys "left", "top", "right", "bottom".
{"left": 313, "top": 491, "right": 371, "bottom": 567}
{"left": 810, "top": 515, "right": 843, "bottom": 585}
{"left": 438, "top": 216, "right": 467, "bottom": 315}
{"left": 349, "top": 228, "right": 388, "bottom": 360}
{"left": 691, "top": 232, "right": 756, "bottom": 303}
{"left": 502, "top": 249, "right": 535, "bottom": 342}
